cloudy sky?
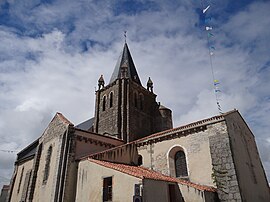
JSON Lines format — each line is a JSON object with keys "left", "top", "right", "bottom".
{"left": 0, "top": 0, "right": 270, "bottom": 188}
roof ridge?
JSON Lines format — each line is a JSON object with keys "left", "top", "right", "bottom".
{"left": 56, "top": 112, "right": 74, "bottom": 125}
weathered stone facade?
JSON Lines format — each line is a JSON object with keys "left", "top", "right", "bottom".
{"left": 208, "top": 123, "right": 241, "bottom": 202}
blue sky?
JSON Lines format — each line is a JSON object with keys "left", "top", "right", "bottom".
{"left": 0, "top": 0, "right": 270, "bottom": 188}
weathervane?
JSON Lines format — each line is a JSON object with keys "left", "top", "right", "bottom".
{"left": 124, "top": 31, "right": 127, "bottom": 43}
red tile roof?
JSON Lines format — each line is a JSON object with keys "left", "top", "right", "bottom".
{"left": 88, "top": 159, "right": 216, "bottom": 192}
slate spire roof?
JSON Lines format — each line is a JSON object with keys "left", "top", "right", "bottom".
{"left": 109, "top": 43, "right": 142, "bottom": 85}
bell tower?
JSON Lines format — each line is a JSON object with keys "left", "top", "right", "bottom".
{"left": 93, "top": 42, "right": 172, "bottom": 142}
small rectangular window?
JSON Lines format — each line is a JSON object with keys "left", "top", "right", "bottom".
{"left": 103, "top": 177, "right": 112, "bottom": 202}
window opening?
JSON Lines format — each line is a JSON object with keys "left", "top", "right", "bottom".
{"left": 21, "top": 170, "right": 32, "bottom": 202}
{"left": 17, "top": 166, "right": 24, "bottom": 194}
{"left": 103, "top": 177, "right": 112, "bottom": 202}
{"left": 109, "top": 92, "right": 113, "bottom": 108}
{"left": 102, "top": 96, "right": 106, "bottom": 111}
{"left": 175, "top": 151, "right": 188, "bottom": 177}
{"left": 43, "top": 146, "right": 52, "bottom": 184}
{"left": 138, "top": 155, "right": 143, "bottom": 166}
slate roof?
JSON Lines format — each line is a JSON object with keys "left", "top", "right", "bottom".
{"left": 75, "top": 117, "right": 95, "bottom": 130}
{"left": 109, "top": 43, "right": 142, "bottom": 85}
{"left": 17, "top": 138, "right": 39, "bottom": 162}
{"left": 88, "top": 159, "right": 216, "bottom": 192}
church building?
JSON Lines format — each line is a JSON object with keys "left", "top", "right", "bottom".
{"left": 3, "top": 42, "right": 270, "bottom": 202}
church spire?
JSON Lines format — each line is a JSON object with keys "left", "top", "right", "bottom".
{"left": 109, "top": 43, "right": 142, "bottom": 85}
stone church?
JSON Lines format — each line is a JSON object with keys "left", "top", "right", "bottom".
{"left": 3, "top": 43, "right": 270, "bottom": 202}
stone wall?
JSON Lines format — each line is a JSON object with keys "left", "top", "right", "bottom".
{"left": 76, "top": 160, "right": 141, "bottom": 202}
{"left": 94, "top": 79, "right": 121, "bottom": 137}
{"left": 94, "top": 78, "right": 160, "bottom": 142}
{"left": 225, "top": 112, "right": 270, "bottom": 202}
{"left": 143, "top": 179, "right": 181, "bottom": 202}
{"left": 137, "top": 124, "right": 215, "bottom": 186}
{"left": 208, "top": 122, "right": 241, "bottom": 202}
{"left": 0, "top": 185, "right": 9, "bottom": 202}
{"left": 178, "top": 183, "right": 218, "bottom": 202}
{"left": 128, "top": 81, "right": 157, "bottom": 141}
{"left": 30, "top": 114, "right": 70, "bottom": 202}
{"left": 9, "top": 159, "right": 34, "bottom": 202}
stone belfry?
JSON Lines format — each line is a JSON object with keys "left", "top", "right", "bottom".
{"left": 94, "top": 42, "right": 172, "bottom": 142}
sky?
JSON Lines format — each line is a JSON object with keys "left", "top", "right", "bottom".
{"left": 0, "top": 0, "right": 270, "bottom": 188}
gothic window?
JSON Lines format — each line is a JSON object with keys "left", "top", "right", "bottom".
{"left": 109, "top": 92, "right": 113, "bottom": 108}
{"left": 139, "top": 94, "right": 144, "bottom": 110}
{"left": 17, "top": 166, "right": 24, "bottom": 193}
{"left": 102, "top": 96, "right": 106, "bottom": 111}
{"left": 134, "top": 92, "right": 138, "bottom": 108}
{"left": 175, "top": 151, "right": 188, "bottom": 177}
{"left": 103, "top": 177, "right": 112, "bottom": 202}
{"left": 43, "top": 146, "right": 52, "bottom": 184}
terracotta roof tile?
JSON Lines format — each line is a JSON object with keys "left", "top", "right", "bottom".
{"left": 88, "top": 159, "right": 216, "bottom": 192}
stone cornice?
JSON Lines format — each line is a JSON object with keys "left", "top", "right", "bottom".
{"left": 75, "top": 134, "right": 115, "bottom": 148}
{"left": 136, "top": 114, "right": 226, "bottom": 146}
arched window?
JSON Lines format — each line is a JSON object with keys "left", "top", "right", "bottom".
{"left": 102, "top": 96, "right": 106, "bottom": 111}
{"left": 109, "top": 92, "right": 113, "bottom": 108}
{"left": 134, "top": 93, "right": 138, "bottom": 108}
{"left": 168, "top": 146, "right": 188, "bottom": 178}
{"left": 43, "top": 146, "right": 52, "bottom": 184}
{"left": 139, "top": 94, "right": 144, "bottom": 110}
{"left": 175, "top": 151, "right": 188, "bottom": 177}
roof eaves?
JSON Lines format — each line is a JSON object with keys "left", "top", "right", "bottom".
{"left": 87, "top": 159, "right": 217, "bottom": 192}
{"left": 88, "top": 158, "right": 144, "bottom": 179}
